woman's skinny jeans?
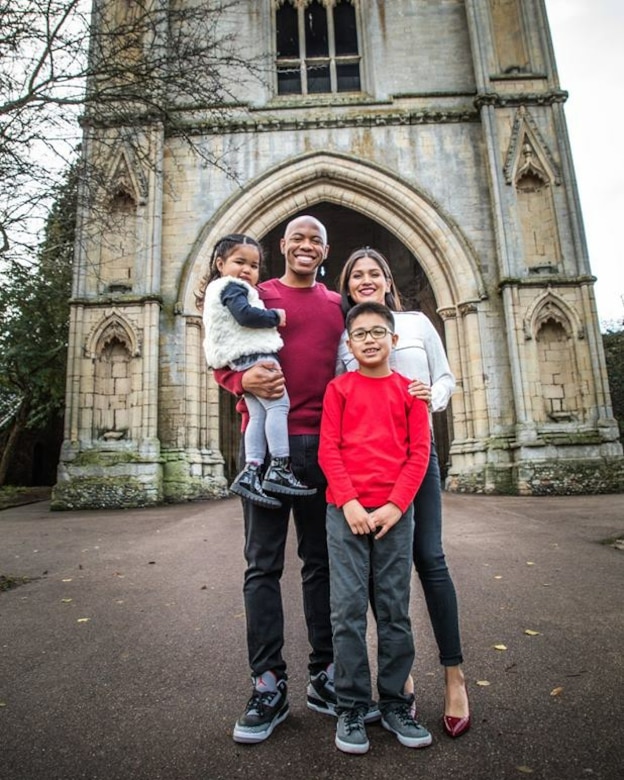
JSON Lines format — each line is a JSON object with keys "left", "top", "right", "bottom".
{"left": 413, "top": 441, "right": 463, "bottom": 666}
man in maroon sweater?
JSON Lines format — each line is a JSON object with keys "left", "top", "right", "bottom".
{"left": 214, "top": 215, "right": 345, "bottom": 743}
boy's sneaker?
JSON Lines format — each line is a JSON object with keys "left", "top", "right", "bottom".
{"left": 335, "top": 708, "right": 369, "bottom": 755}
{"left": 381, "top": 704, "right": 433, "bottom": 748}
{"left": 230, "top": 464, "right": 282, "bottom": 509}
{"left": 232, "top": 672, "right": 289, "bottom": 744}
{"left": 307, "top": 664, "right": 381, "bottom": 723}
{"left": 262, "top": 457, "right": 317, "bottom": 496}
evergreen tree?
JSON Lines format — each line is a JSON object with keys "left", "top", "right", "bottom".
{"left": 0, "top": 165, "right": 76, "bottom": 484}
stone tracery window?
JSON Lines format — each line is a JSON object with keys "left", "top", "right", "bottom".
{"left": 275, "top": 0, "right": 361, "bottom": 96}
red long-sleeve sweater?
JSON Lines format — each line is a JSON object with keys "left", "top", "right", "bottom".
{"left": 319, "top": 371, "right": 431, "bottom": 512}
{"left": 213, "top": 278, "right": 344, "bottom": 434}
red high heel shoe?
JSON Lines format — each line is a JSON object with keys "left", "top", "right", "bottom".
{"left": 443, "top": 711, "right": 471, "bottom": 738}
{"left": 443, "top": 691, "right": 471, "bottom": 738}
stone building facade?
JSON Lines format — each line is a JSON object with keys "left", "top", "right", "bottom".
{"left": 52, "top": 0, "right": 623, "bottom": 509}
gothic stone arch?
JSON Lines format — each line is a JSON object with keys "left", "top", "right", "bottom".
{"left": 180, "top": 152, "right": 491, "bottom": 487}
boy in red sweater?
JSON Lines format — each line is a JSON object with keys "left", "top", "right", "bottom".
{"left": 319, "top": 301, "right": 432, "bottom": 755}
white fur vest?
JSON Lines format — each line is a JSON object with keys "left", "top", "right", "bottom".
{"left": 202, "top": 276, "right": 284, "bottom": 369}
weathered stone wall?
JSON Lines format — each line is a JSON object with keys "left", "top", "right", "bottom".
{"left": 55, "top": 0, "right": 623, "bottom": 508}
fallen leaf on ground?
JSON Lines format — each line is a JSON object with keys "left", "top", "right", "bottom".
{"left": 524, "top": 629, "right": 540, "bottom": 636}
{"left": 517, "top": 767, "right": 534, "bottom": 774}
{"left": 476, "top": 680, "right": 491, "bottom": 686}
{"left": 77, "top": 617, "right": 91, "bottom": 623}
{"left": 550, "top": 686, "right": 564, "bottom": 696}
{"left": 61, "top": 598, "right": 73, "bottom": 604}
{"left": 526, "top": 561, "right": 535, "bottom": 566}
{"left": 62, "top": 578, "right": 73, "bottom": 582}
{"left": 493, "top": 643, "right": 507, "bottom": 651}
{"left": 494, "top": 575, "right": 503, "bottom": 579}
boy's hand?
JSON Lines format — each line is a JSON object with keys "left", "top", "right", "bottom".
{"left": 343, "top": 499, "right": 377, "bottom": 535}
{"left": 242, "top": 362, "right": 285, "bottom": 399}
{"left": 369, "top": 503, "right": 402, "bottom": 539}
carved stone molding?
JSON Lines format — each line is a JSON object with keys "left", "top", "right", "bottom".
{"left": 104, "top": 136, "right": 149, "bottom": 205}
{"left": 457, "top": 302, "right": 479, "bottom": 317}
{"left": 504, "top": 106, "right": 560, "bottom": 186}
{"left": 85, "top": 309, "right": 142, "bottom": 358}
{"left": 522, "top": 290, "right": 583, "bottom": 342}
{"left": 170, "top": 107, "right": 480, "bottom": 138}
{"left": 437, "top": 307, "right": 458, "bottom": 321}
{"left": 272, "top": 0, "right": 358, "bottom": 9}
{"left": 474, "top": 89, "right": 567, "bottom": 110}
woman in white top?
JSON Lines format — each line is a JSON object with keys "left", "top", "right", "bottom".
{"left": 336, "top": 247, "right": 470, "bottom": 738}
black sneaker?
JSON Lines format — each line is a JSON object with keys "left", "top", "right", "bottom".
{"left": 230, "top": 464, "right": 282, "bottom": 509}
{"left": 262, "top": 457, "right": 317, "bottom": 496}
{"left": 232, "top": 672, "right": 289, "bottom": 744}
{"left": 307, "top": 664, "right": 381, "bottom": 723}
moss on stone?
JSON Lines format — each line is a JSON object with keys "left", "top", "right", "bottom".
{"left": 72, "top": 451, "right": 143, "bottom": 467}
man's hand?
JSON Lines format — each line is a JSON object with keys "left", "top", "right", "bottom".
{"left": 369, "top": 503, "right": 402, "bottom": 539}
{"left": 242, "top": 361, "right": 285, "bottom": 400}
{"left": 343, "top": 499, "right": 377, "bottom": 535}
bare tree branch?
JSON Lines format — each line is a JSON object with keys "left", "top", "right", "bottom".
{"left": 0, "top": 0, "right": 267, "bottom": 265}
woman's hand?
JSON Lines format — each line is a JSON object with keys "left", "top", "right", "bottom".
{"left": 408, "top": 378, "right": 432, "bottom": 405}
{"left": 242, "top": 361, "right": 285, "bottom": 399}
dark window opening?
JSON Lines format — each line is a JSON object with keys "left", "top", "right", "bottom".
{"left": 334, "top": 2, "right": 358, "bottom": 55}
{"left": 275, "top": 0, "right": 361, "bottom": 96}
{"left": 305, "top": 1, "right": 329, "bottom": 57}
{"left": 276, "top": 3, "right": 298, "bottom": 58}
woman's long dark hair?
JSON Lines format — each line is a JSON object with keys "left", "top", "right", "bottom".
{"left": 338, "top": 247, "right": 403, "bottom": 315}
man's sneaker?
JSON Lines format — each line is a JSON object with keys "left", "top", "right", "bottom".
{"left": 335, "top": 708, "right": 369, "bottom": 755}
{"left": 232, "top": 672, "right": 289, "bottom": 744}
{"left": 230, "top": 464, "right": 282, "bottom": 509}
{"left": 307, "top": 664, "right": 381, "bottom": 723}
{"left": 381, "top": 704, "right": 433, "bottom": 748}
{"left": 262, "top": 457, "right": 317, "bottom": 496}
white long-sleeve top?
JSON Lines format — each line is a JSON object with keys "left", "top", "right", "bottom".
{"left": 336, "top": 310, "right": 455, "bottom": 412}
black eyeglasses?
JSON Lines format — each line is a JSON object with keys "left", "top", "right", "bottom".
{"left": 348, "top": 326, "right": 393, "bottom": 342}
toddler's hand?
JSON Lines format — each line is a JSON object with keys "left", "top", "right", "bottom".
{"left": 276, "top": 308, "right": 286, "bottom": 327}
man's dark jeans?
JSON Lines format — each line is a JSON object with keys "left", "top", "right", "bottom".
{"left": 241, "top": 434, "right": 333, "bottom": 678}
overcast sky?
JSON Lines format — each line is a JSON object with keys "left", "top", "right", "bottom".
{"left": 545, "top": 0, "right": 624, "bottom": 327}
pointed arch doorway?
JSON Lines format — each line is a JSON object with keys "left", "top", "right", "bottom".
{"left": 219, "top": 202, "right": 453, "bottom": 483}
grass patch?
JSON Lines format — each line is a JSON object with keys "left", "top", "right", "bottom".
{"left": 600, "top": 534, "right": 624, "bottom": 551}
{"left": 0, "top": 486, "right": 52, "bottom": 511}
{"left": 0, "top": 574, "right": 38, "bottom": 592}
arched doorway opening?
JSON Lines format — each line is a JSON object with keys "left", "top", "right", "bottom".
{"left": 220, "top": 202, "right": 453, "bottom": 482}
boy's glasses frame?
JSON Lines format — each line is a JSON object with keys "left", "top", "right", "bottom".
{"left": 348, "top": 326, "right": 394, "bottom": 342}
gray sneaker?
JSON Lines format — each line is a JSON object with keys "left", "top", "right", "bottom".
{"left": 307, "top": 664, "right": 381, "bottom": 723}
{"left": 381, "top": 705, "right": 433, "bottom": 748}
{"left": 335, "top": 708, "right": 369, "bottom": 755}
